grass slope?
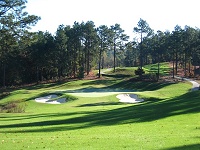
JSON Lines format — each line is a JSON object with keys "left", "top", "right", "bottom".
{"left": 0, "top": 64, "right": 200, "bottom": 150}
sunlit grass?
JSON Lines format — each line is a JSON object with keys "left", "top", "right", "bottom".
{"left": 144, "top": 62, "right": 171, "bottom": 75}
{"left": 0, "top": 63, "right": 199, "bottom": 150}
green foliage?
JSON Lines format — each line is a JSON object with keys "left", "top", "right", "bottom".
{"left": 110, "top": 24, "right": 129, "bottom": 72}
{"left": 1, "top": 13, "right": 200, "bottom": 87}
{"left": 135, "top": 67, "right": 145, "bottom": 76}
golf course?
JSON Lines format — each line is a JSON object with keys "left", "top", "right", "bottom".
{"left": 1, "top": 1, "right": 200, "bottom": 149}
{"left": 0, "top": 63, "right": 200, "bottom": 150}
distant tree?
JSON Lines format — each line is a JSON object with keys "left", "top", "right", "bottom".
{"left": 133, "top": 18, "right": 153, "bottom": 69}
{"left": 110, "top": 24, "right": 129, "bottom": 72}
{"left": 65, "top": 22, "right": 83, "bottom": 78}
{"left": 0, "top": 0, "right": 40, "bottom": 86}
{"left": 29, "top": 31, "right": 55, "bottom": 82}
{"left": 97, "top": 25, "right": 110, "bottom": 77}
{"left": 82, "top": 21, "right": 99, "bottom": 75}
{"left": 155, "top": 31, "right": 165, "bottom": 80}
{"left": 124, "top": 41, "right": 138, "bottom": 67}
{"left": 55, "top": 25, "right": 68, "bottom": 78}
{"left": 183, "top": 26, "right": 199, "bottom": 76}
{"left": 171, "top": 25, "right": 184, "bottom": 77}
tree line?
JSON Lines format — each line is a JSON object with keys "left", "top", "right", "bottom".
{"left": 127, "top": 19, "right": 200, "bottom": 79}
{"left": 1, "top": 0, "right": 200, "bottom": 87}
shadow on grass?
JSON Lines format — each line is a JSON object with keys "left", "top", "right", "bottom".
{"left": 161, "top": 144, "right": 200, "bottom": 150}
{"left": 77, "top": 102, "right": 122, "bottom": 107}
{"left": 61, "top": 86, "right": 134, "bottom": 93}
{"left": 22, "top": 79, "right": 77, "bottom": 91}
{"left": 81, "top": 79, "right": 118, "bottom": 87}
{"left": 82, "top": 77, "right": 174, "bottom": 91}
{"left": 0, "top": 90, "right": 199, "bottom": 133}
{"left": 102, "top": 74, "right": 132, "bottom": 78}
{"left": 108, "top": 78, "right": 174, "bottom": 91}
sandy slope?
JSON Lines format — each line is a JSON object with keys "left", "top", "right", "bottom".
{"left": 116, "top": 94, "right": 144, "bottom": 103}
{"left": 35, "top": 95, "right": 66, "bottom": 104}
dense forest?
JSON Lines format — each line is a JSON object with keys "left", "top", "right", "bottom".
{"left": 1, "top": 0, "right": 200, "bottom": 87}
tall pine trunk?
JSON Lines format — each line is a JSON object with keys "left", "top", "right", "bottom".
{"left": 102, "top": 56, "right": 104, "bottom": 69}
{"left": 3, "top": 64, "right": 6, "bottom": 88}
{"left": 98, "top": 41, "right": 102, "bottom": 78}
{"left": 113, "top": 39, "right": 116, "bottom": 72}
{"left": 87, "top": 46, "right": 90, "bottom": 75}
{"left": 175, "top": 50, "right": 178, "bottom": 75}
{"left": 157, "top": 53, "right": 160, "bottom": 81}
{"left": 36, "top": 66, "right": 39, "bottom": 84}
{"left": 172, "top": 51, "right": 175, "bottom": 78}
{"left": 140, "top": 32, "right": 143, "bottom": 69}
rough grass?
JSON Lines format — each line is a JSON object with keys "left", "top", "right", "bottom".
{"left": 0, "top": 64, "right": 200, "bottom": 150}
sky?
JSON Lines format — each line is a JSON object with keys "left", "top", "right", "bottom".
{"left": 26, "top": 0, "right": 200, "bottom": 40}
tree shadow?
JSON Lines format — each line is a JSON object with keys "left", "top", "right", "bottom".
{"left": 81, "top": 77, "right": 174, "bottom": 91}
{"left": 108, "top": 78, "right": 175, "bottom": 91}
{"left": 77, "top": 102, "right": 123, "bottom": 107}
{"left": 61, "top": 86, "right": 134, "bottom": 93}
{"left": 102, "top": 74, "right": 132, "bottom": 78}
{"left": 21, "top": 78, "right": 80, "bottom": 91}
{"left": 161, "top": 144, "right": 200, "bottom": 150}
{"left": 81, "top": 79, "right": 118, "bottom": 86}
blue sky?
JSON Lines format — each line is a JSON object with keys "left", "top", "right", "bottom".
{"left": 26, "top": 0, "right": 200, "bottom": 39}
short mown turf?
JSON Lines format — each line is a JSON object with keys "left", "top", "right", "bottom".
{"left": 0, "top": 66, "right": 200, "bottom": 150}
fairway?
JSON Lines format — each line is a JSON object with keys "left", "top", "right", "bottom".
{"left": 0, "top": 71, "right": 200, "bottom": 150}
{"left": 1, "top": 0, "right": 200, "bottom": 149}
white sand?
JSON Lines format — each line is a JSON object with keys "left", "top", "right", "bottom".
{"left": 35, "top": 95, "right": 66, "bottom": 104}
{"left": 116, "top": 94, "right": 144, "bottom": 103}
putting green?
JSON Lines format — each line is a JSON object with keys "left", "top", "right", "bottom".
{"left": 68, "top": 92, "right": 133, "bottom": 97}
{"left": 56, "top": 88, "right": 135, "bottom": 97}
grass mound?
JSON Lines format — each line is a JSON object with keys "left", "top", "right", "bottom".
{"left": 35, "top": 92, "right": 78, "bottom": 103}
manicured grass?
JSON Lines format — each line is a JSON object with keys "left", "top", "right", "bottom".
{"left": 0, "top": 65, "right": 200, "bottom": 150}
{"left": 143, "top": 62, "right": 171, "bottom": 76}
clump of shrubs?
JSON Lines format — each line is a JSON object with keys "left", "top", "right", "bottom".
{"left": 135, "top": 67, "right": 145, "bottom": 79}
{"left": 0, "top": 102, "right": 26, "bottom": 113}
{"left": 135, "top": 67, "right": 145, "bottom": 76}
{"left": 0, "top": 92, "right": 10, "bottom": 99}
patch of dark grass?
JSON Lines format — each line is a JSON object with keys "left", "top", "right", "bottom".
{"left": 63, "top": 94, "right": 77, "bottom": 102}
{"left": 0, "top": 102, "right": 27, "bottom": 113}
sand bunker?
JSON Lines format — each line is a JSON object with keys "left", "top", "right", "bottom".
{"left": 116, "top": 94, "right": 144, "bottom": 103}
{"left": 35, "top": 95, "right": 66, "bottom": 104}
